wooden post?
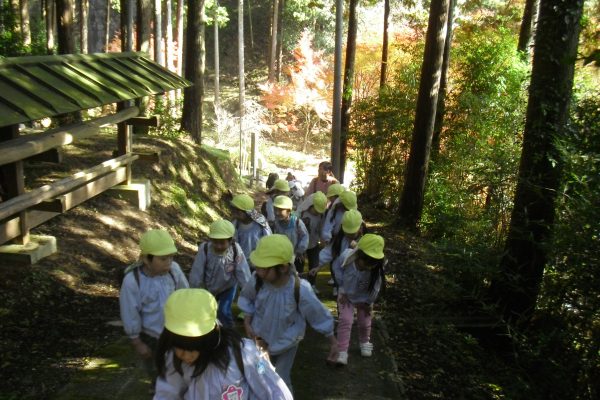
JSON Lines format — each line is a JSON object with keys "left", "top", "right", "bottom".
{"left": 116, "top": 102, "right": 133, "bottom": 184}
{"left": 0, "top": 125, "right": 29, "bottom": 245}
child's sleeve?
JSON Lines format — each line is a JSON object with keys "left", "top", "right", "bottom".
{"left": 331, "top": 256, "right": 345, "bottom": 294}
{"left": 171, "top": 262, "right": 189, "bottom": 289}
{"left": 298, "top": 281, "right": 335, "bottom": 337}
{"left": 320, "top": 208, "right": 334, "bottom": 243}
{"left": 296, "top": 218, "right": 309, "bottom": 254}
{"left": 189, "top": 243, "right": 206, "bottom": 288}
{"left": 241, "top": 340, "right": 294, "bottom": 400}
{"left": 318, "top": 243, "right": 333, "bottom": 267}
{"left": 234, "top": 243, "right": 251, "bottom": 288}
{"left": 119, "top": 275, "right": 142, "bottom": 339}
{"left": 237, "top": 275, "right": 258, "bottom": 315}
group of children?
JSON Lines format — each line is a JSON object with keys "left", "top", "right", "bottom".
{"left": 118, "top": 160, "right": 386, "bottom": 399}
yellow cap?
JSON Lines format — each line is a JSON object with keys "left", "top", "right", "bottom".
{"left": 342, "top": 209, "right": 363, "bottom": 234}
{"left": 326, "top": 183, "right": 344, "bottom": 198}
{"left": 208, "top": 219, "right": 235, "bottom": 239}
{"left": 139, "top": 229, "right": 177, "bottom": 256}
{"left": 164, "top": 289, "right": 218, "bottom": 337}
{"left": 340, "top": 190, "right": 358, "bottom": 210}
{"left": 357, "top": 234, "right": 385, "bottom": 259}
{"left": 312, "top": 191, "right": 327, "bottom": 214}
{"left": 273, "top": 195, "right": 293, "bottom": 210}
{"left": 249, "top": 234, "right": 294, "bottom": 268}
{"left": 269, "top": 179, "right": 290, "bottom": 193}
{"left": 231, "top": 194, "right": 254, "bottom": 211}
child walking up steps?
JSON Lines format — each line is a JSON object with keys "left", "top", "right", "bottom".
{"left": 238, "top": 234, "right": 338, "bottom": 392}
{"left": 332, "top": 234, "right": 386, "bottom": 366}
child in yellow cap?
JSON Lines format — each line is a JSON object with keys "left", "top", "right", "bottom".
{"left": 230, "top": 193, "right": 272, "bottom": 262}
{"left": 190, "top": 219, "right": 251, "bottom": 327}
{"left": 311, "top": 209, "right": 367, "bottom": 296}
{"left": 272, "top": 195, "right": 309, "bottom": 274}
{"left": 332, "top": 234, "right": 386, "bottom": 366}
{"left": 296, "top": 191, "right": 328, "bottom": 292}
{"left": 154, "top": 289, "right": 293, "bottom": 399}
{"left": 261, "top": 178, "right": 291, "bottom": 230}
{"left": 238, "top": 235, "right": 338, "bottom": 392}
{"left": 119, "top": 229, "right": 189, "bottom": 388}
{"left": 321, "top": 189, "right": 358, "bottom": 245}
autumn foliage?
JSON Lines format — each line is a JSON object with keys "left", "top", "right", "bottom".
{"left": 259, "top": 30, "right": 332, "bottom": 152}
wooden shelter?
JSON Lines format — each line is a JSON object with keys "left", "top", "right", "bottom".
{"left": 0, "top": 52, "right": 190, "bottom": 257}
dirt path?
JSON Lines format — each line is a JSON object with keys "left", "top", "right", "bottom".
{"left": 54, "top": 270, "right": 402, "bottom": 400}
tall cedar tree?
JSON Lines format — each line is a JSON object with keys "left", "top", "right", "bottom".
{"left": 398, "top": 0, "right": 450, "bottom": 230}
{"left": 181, "top": 0, "right": 206, "bottom": 143}
{"left": 268, "top": 0, "right": 280, "bottom": 82}
{"left": 517, "top": 0, "right": 537, "bottom": 55}
{"left": 490, "top": 0, "right": 584, "bottom": 325}
{"left": 339, "top": 0, "right": 359, "bottom": 182}
{"left": 430, "top": 0, "right": 456, "bottom": 163}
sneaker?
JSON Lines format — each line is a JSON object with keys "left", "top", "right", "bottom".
{"left": 311, "top": 285, "right": 320, "bottom": 295}
{"left": 360, "top": 342, "right": 373, "bottom": 357}
{"left": 332, "top": 287, "right": 338, "bottom": 297}
{"left": 336, "top": 351, "right": 348, "bottom": 365}
{"left": 327, "top": 278, "right": 335, "bottom": 286}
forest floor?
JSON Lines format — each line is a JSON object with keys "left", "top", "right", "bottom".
{"left": 0, "top": 121, "right": 526, "bottom": 400}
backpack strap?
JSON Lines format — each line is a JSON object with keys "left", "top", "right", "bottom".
{"left": 203, "top": 241, "right": 238, "bottom": 283}
{"left": 233, "top": 340, "right": 245, "bottom": 376}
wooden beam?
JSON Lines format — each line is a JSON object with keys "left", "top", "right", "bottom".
{"left": 126, "top": 115, "right": 160, "bottom": 127}
{"left": 0, "top": 106, "right": 139, "bottom": 167}
{"left": 0, "top": 154, "right": 138, "bottom": 221}
{"left": 0, "top": 167, "right": 128, "bottom": 244}
{"left": 25, "top": 148, "right": 63, "bottom": 163}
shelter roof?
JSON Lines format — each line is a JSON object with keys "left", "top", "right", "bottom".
{"left": 0, "top": 52, "right": 190, "bottom": 127}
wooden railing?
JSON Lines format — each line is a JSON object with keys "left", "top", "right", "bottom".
{"left": 0, "top": 107, "right": 141, "bottom": 245}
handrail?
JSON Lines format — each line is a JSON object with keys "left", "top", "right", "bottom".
{"left": 0, "top": 153, "right": 138, "bottom": 221}
{"left": 0, "top": 106, "right": 139, "bottom": 167}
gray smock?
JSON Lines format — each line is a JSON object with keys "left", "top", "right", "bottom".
{"left": 189, "top": 242, "right": 251, "bottom": 295}
{"left": 300, "top": 210, "right": 323, "bottom": 249}
{"left": 332, "top": 248, "right": 382, "bottom": 304}
{"left": 119, "top": 262, "right": 189, "bottom": 339}
{"left": 320, "top": 199, "right": 346, "bottom": 243}
{"left": 272, "top": 215, "right": 309, "bottom": 256}
{"left": 233, "top": 220, "right": 271, "bottom": 260}
{"left": 318, "top": 236, "right": 354, "bottom": 267}
{"left": 238, "top": 274, "right": 334, "bottom": 355}
{"left": 153, "top": 339, "right": 293, "bottom": 400}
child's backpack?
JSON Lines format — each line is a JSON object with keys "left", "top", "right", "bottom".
{"left": 254, "top": 272, "right": 301, "bottom": 309}
{"left": 121, "top": 260, "right": 176, "bottom": 286}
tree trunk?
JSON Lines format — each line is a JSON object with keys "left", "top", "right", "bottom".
{"left": 517, "top": 0, "right": 537, "bottom": 55}
{"left": 154, "top": 0, "right": 164, "bottom": 66}
{"left": 330, "top": 0, "right": 344, "bottom": 179}
{"left": 56, "top": 0, "right": 81, "bottom": 123}
{"left": 175, "top": 0, "right": 184, "bottom": 76}
{"left": 45, "top": 0, "right": 56, "bottom": 54}
{"left": 275, "top": 0, "right": 284, "bottom": 81}
{"left": 490, "top": 0, "right": 584, "bottom": 325}
{"left": 398, "top": 0, "right": 449, "bottom": 231}
{"left": 214, "top": 0, "right": 221, "bottom": 120}
{"left": 247, "top": 0, "right": 254, "bottom": 49}
{"left": 379, "top": 0, "right": 390, "bottom": 88}
{"left": 238, "top": 0, "right": 246, "bottom": 173}
{"left": 20, "top": 0, "right": 31, "bottom": 45}
{"left": 366, "top": 0, "right": 390, "bottom": 198}
{"left": 181, "top": 0, "right": 206, "bottom": 143}
{"left": 105, "top": 0, "right": 110, "bottom": 51}
{"left": 79, "top": 0, "right": 88, "bottom": 53}
{"left": 164, "top": 0, "right": 173, "bottom": 71}
{"left": 136, "top": 0, "right": 152, "bottom": 55}
{"left": 268, "top": 0, "right": 279, "bottom": 82}
{"left": 120, "top": 0, "right": 133, "bottom": 51}
{"left": 10, "top": 0, "right": 21, "bottom": 37}
{"left": 430, "top": 0, "right": 456, "bottom": 163}
{"left": 339, "top": 0, "right": 358, "bottom": 183}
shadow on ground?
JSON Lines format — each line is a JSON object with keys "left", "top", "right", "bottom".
{"left": 53, "top": 272, "right": 403, "bottom": 400}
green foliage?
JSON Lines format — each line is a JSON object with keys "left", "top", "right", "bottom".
{"left": 350, "top": 40, "right": 422, "bottom": 207}
{"left": 205, "top": 0, "right": 230, "bottom": 27}
{"left": 282, "top": 0, "right": 336, "bottom": 53}
{"left": 422, "top": 26, "right": 528, "bottom": 245}
{"left": 536, "top": 92, "right": 600, "bottom": 399}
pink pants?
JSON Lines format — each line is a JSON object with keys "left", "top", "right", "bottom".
{"left": 336, "top": 300, "right": 372, "bottom": 352}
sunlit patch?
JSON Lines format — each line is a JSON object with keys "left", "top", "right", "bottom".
{"left": 83, "top": 358, "right": 121, "bottom": 370}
